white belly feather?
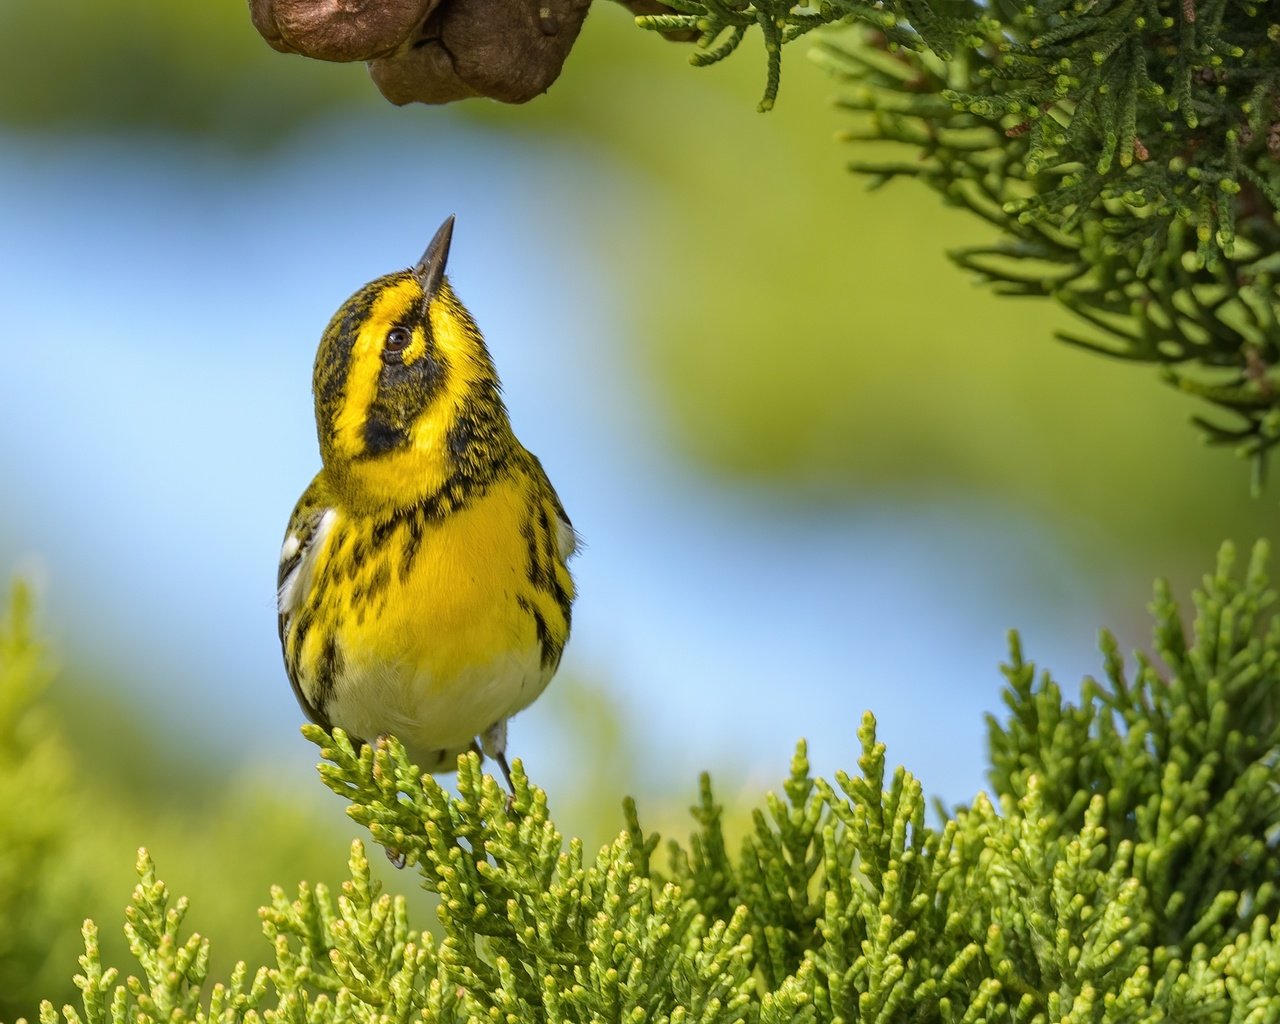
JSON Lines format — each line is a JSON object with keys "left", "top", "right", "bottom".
{"left": 327, "top": 641, "right": 552, "bottom": 772}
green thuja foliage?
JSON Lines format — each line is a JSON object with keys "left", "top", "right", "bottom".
{"left": 989, "top": 540, "right": 1280, "bottom": 950}
{"left": 15, "top": 541, "right": 1280, "bottom": 1022}
{"left": 639, "top": 1, "right": 1280, "bottom": 480}
{"left": 0, "top": 583, "right": 82, "bottom": 1018}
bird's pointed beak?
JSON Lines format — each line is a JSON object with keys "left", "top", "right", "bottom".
{"left": 413, "top": 215, "right": 455, "bottom": 305}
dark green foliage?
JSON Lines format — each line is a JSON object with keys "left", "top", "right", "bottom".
{"left": 0, "top": 583, "right": 83, "bottom": 1019}
{"left": 988, "top": 540, "right": 1280, "bottom": 950}
{"left": 632, "top": 0, "right": 899, "bottom": 111}
{"left": 640, "top": 1, "right": 1280, "bottom": 480}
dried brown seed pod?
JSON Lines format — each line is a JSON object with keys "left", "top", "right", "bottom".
{"left": 249, "top": 0, "right": 439, "bottom": 61}
{"left": 367, "top": 25, "right": 482, "bottom": 105}
{"left": 248, "top": 0, "right": 693, "bottom": 104}
{"left": 369, "top": 0, "right": 593, "bottom": 105}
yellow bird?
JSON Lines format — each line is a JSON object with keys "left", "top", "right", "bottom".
{"left": 277, "top": 216, "right": 577, "bottom": 784}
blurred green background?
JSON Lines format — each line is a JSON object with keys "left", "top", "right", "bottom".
{"left": 1, "top": 1, "right": 1275, "bottom": 1017}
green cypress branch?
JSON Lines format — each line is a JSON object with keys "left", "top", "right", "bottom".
{"left": 11, "top": 545, "right": 1280, "bottom": 1021}
{"left": 637, "top": 1, "right": 1280, "bottom": 479}
{"left": 988, "top": 540, "right": 1280, "bottom": 951}
{"left": 0, "top": 583, "right": 84, "bottom": 1019}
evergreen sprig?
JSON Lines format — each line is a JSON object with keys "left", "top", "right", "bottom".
{"left": 0, "top": 583, "right": 82, "bottom": 1019}
{"left": 14, "top": 542, "right": 1280, "bottom": 1022}
{"left": 988, "top": 540, "right": 1280, "bottom": 951}
{"left": 634, "top": 0, "right": 904, "bottom": 111}
{"left": 638, "top": 1, "right": 1280, "bottom": 480}
{"left": 814, "top": 3, "right": 1280, "bottom": 483}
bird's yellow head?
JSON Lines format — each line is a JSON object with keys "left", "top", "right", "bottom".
{"left": 311, "top": 216, "right": 512, "bottom": 514}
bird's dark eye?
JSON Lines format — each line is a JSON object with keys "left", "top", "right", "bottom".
{"left": 383, "top": 327, "right": 411, "bottom": 364}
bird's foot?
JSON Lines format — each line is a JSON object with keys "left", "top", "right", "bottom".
{"left": 473, "top": 723, "right": 517, "bottom": 814}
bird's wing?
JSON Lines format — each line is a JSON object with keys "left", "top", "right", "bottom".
{"left": 277, "top": 480, "right": 335, "bottom": 643}
{"left": 526, "top": 454, "right": 580, "bottom": 563}
{"left": 277, "top": 479, "right": 340, "bottom": 733}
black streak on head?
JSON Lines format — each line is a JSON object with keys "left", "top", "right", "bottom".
{"left": 359, "top": 349, "right": 445, "bottom": 458}
{"left": 314, "top": 279, "right": 390, "bottom": 418}
{"left": 363, "top": 412, "right": 408, "bottom": 455}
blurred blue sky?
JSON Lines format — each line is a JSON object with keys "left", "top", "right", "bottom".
{"left": 0, "top": 116, "right": 1107, "bottom": 809}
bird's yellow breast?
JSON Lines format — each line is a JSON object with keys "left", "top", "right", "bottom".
{"left": 286, "top": 463, "right": 573, "bottom": 769}
{"left": 336, "top": 477, "right": 535, "bottom": 680}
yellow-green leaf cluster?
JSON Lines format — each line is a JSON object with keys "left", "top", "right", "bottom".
{"left": 0, "top": 583, "right": 83, "bottom": 1019}
{"left": 14, "top": 542, "right": 1280, "bottom": 1022}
